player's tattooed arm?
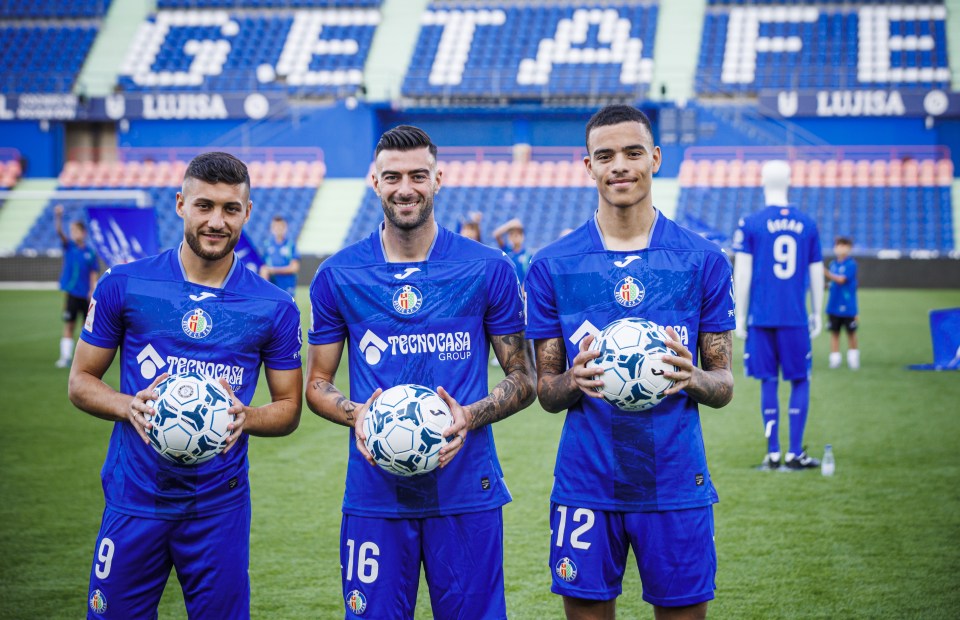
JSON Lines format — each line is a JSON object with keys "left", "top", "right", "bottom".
{"left": 305, "top": 341, "right": 360, "bottom": 427}
{"left": 463, "top": 332, "right": 536, "bottom": 429}
{"left": 686, "top": 330, "right": 734, "bottom": 408}
{"left": 535, "top": 336, "right": 604, "bottom": 413}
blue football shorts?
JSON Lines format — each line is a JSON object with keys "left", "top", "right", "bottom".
{"left": 340, "top": 508, "right": 506, "bottom": 619}
{"left": 745, "top": 326, "right": 811, "bottom": 380}
{"left": 548, "top": 503, "right": 716, "bottom": 608}
{"left": 86, "top": 504, "right": 251, "bottom": 619}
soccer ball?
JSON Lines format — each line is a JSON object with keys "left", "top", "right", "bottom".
{"left": 146, "top": 372, "right": 235, "bottom": 465}
{"left": 587, "top": 318, "right": 678, "bottom": 412}
{"left": 363, "top": 384, "right": 454, "bottom": 477}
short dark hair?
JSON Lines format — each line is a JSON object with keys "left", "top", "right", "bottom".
{"left": 375, "top": 125, "right": 438, "bottom": 160}
{"left": 585, "top": 105, "right": 654, "bottom": 150}
{"left": 835, "top": 236, "right": 853, "bottom": 246}
{"left": 272, "top": 215, "right": 286, "bottom": 223}
{"left": 184, "top": 152, "right": 250, "bottom": 188}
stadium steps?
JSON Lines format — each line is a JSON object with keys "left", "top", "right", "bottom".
{"left": 363, "top": 0, "right": 430, "bottom": 101}
{"left": 653, "top": 177, "right": 680, "bottom": 221}
{"left": 650, "top": 0, "right": 706, "bottom": 103}
{"left": 948, "top": 3, "right": 960, "bottom": 91}
{"left": 0, "top": 179, "right": 58, "bottom": 255}
{"left": 298, "top": 178, "right": 368, "bottom": 256}
{"left": 75, "top": 0, "right": 155, "bottom": 96}
{"left": 953, "top": 180, "right": 960, "bottom": 252}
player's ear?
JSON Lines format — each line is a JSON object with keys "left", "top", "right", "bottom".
{"left": 175, "top": 192, "right": 185, "bottom": 218}
{"left": 244, "top": 200, "right": 252, "bottom": 224}
{"left": 434, "top": 166, "right": 442, "bottom": 193}
{"left": 651, "top": 146, "right": 662, "bottom": 174}
{"left": 584, "top": 155, "right": 596, "bottom": 180}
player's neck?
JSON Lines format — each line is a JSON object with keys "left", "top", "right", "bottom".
{"left": 179, "top": 244, "right": 234, "bottom": 288}
{"left": 381, "top": 220, "right": 437, "bottom": 262}
{"left": 596, "top": 202, "right": 656, "bottom": 251}
{"left": 765, "top": 190, "right": 789, "bottom": 207}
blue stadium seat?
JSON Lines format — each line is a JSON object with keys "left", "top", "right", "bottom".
{"left": 117, "top": 8, "right": 379, "bottom": 96}
{"left": 0, "top": 26, "right": 98, "bottom": 93}
{"left": 697, "top": 3, "right": 950, "bottom": 96}
{"left": 403, "top": 3, "right": 658, "bottom": 101}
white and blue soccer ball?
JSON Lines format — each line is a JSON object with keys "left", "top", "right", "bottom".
{"left": 363, "top": 384, "right": 454, "bottom": 477}
{"left": 146, "top": 372, "right": 235, "bottom": 465}
{"left": 587, "top": 318, "right": 678, "bottom": 412}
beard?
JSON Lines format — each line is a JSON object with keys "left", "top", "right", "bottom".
{"left": 381, "top": 194, "right": 434, "bottom": 231}
{"left": 184, "top": 228, "right": 238, "bottom": 262}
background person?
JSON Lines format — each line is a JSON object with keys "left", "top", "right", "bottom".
{"left": 825, "top": 236, "right": 859, "bottom": 369}
{"left": 54, "top": 204, "right": 99, "bottom": 368}
{"left": 260, "top": 214, "right": 300, "bottom": 298}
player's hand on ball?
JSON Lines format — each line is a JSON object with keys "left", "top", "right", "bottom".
{"left": 353, "top": 388, "right": 382, "bottom": 466}
{"left": 130, "top": 372, "right": 168, "bottom": 444}
{"left": 572, "top": 334, "right": 604, "bottom": 398}
{"left": 436, "top": 386, "right": 470, "bottom": 468}
{"left": 661, "top": 327, "right": 695, "bottom": 395}
{"left": 218, "top": 379, "right": 245, "bottom": 455}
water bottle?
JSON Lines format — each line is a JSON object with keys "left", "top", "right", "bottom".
{"left": 821, "top": 444, "right": 835, "bottom": 477}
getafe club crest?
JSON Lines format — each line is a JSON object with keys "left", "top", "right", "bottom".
{"left": 182, "top": 308, "right": 213, "bottom": 339}
{"left": 345, "top": 589, "right": 367, "bottom": 615}
{"left": 555, "top": 557, "right": 578, "bottom": 582}
{"left": 89, "top": 589, "right": 108, "bottom": 614}
{"left": 392, "top": 285, "right": 423, "bottom": 315}
{"left": 614, "top": 276, "right": 644, "bottom": 307}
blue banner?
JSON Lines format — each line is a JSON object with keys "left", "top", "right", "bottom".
{"left": 234, "top": 231, "right": 264, "bottom": 275}
{"left": 86, "top": 206, "right": 160, "bottom": 267}
{"left": 0, "top": 92, "right": 289, "bottom": 122}
{"left": 758, "top": 89, "right": 960, "bottom": 118}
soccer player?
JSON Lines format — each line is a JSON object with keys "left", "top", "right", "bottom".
{"left": 260, "top": 214, "right": 300, "bottom": 298}
{"left": 67, "top": 152, "right": 303, "bottom": 619}
{"left": 493, "top": 217, "right": 532, "bottom": 283}
{"left": 54, "top": 204, "right": 98, "bottom": 368}
{"left": 733, "top": 159, "right": 825, "bottom": 471}
{"left": 306, "top": 125, "right": 535, "bottom": 619}
{"left": 825, "top": 236, "right": 859, "bottom": 370}
{"left": 525, "top": 105, "right": 735, "bottom": 620}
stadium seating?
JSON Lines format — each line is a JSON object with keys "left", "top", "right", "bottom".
{"left": 403, "top": 3, "right": 658, "bottom": 101}
{"left": 0, "top": 25, "right": 99, "bottom": 93}
{"left": 675, "top": 157, "right": 955, "bottom": 253}
{"left": 156, "top": 0, "right": 381, "bottom": 7}
{"left": 697, "top": 3, "right": 950, "bottom": 95}
{"left": 17, "top": 159, "right": 324, "bottom": 255}
{"left": 343, "top": 159, "right": 596, "bottom": 251}
{"left": 0, "top": 0, "right": 111, "bottom": 18}
{"left": 117, "top": 7, "right": 379, "bottom": 96}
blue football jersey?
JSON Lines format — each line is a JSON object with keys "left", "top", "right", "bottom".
{"left": 80, "top": 248, "right": 302, "bottom": 520}
{"left": 264, "top": 236, "right": 299, "bottom": 294}
{"left": 525, "top": 213, "right": 735, "bottom": 512}
{"left": 308, "top": 225, "right": 524, "bottom": 518}
{"left": 732, "top": 205, "right": 823, "bottom": 327}
{"left": 826, "top": 257, "right": 858, "bottom": 317}
{"left": 60, "top": 240, "right": 98, "bottom": 298}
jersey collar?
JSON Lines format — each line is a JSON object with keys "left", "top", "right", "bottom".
{"left": 374, "top": 221, "right": 441, "bottom": 263}
{"left": 590, "top": 207, "right": 662, "bottom": 251}
{"left": 175, "top": 242, "right": 240, "bottom": 289}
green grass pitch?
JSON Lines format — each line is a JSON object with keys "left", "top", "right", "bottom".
{"left": 1, "top": 287, "right": 959, "bottom": 619}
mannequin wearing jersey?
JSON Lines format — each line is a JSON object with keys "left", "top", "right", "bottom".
{"left": 733, "top": 160, "right": 825, "bottom": 470}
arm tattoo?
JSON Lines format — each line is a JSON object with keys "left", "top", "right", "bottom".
{"left": 686, "top": 331, "right": 734, "bottom": 409}
{"left": 534, "top": 338, "right": 581, "bottom": 413}
{"left": 310, "top": 379, "right": 356, "bottom": 427}
{"left": 466, "top": 332, "right": 536, "bottom": 428}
